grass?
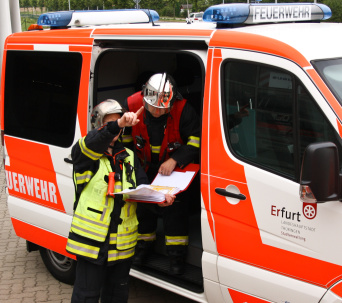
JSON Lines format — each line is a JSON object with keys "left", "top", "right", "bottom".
{"left": 21, "top": 16, "right": 39, "bottom": 31}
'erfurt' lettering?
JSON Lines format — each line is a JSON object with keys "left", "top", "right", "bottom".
{"left": 271, "top": 205, "right": 301, "bottom": 222}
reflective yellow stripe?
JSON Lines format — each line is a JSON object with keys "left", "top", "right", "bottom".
{"left": 100, "top": 195, "right": 111, "bottom": 222}
{"left": 73, "top": 213, "right": 109, "bottom": 229}
{"left": 114, "top": 181, "right": 122, "bottom": 193}
{"left": 122, "top": 134, "right": 133, "bottom": 143}
{"left": 165, "top": 235, "right": 189, "bottom": 246}
{"left": 108, "top": 247, "right": 135, "bottom": 262}
{"left": 66, "top": 239, "right": 99, "bottom": 259}
{"left": 79, "top": 137, "right": 102, "bottom": 160}
{"left": 187, "top": 136, "right": 200, "bottom": 148}
{"left": 137, "top": 232, "right": 156, "bottom": 241}
{"left": 75, "top": 171, "right": 94, "bottom": 185}
{"left": 117, "top": 227, "right": 138, "bottom": 249}
{"left": 71, "top": 213, "right": 109, "bottom": 242}
{"left": 150, "top": 145, "right": 161, "bottom": 154}
{"left": 71, "top": 222, "right": 107, "bottom": 242}
{"left": 110, "top": 233, "right": 118, "bottom": 244}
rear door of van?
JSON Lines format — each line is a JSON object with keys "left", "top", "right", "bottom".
{"left": 1, "top": 29, "right": 93, "bottom": 256}
{"left": 203, "top": 30, "right": 342, "bottom": 302}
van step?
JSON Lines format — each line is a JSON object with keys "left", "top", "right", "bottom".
{"left": 132, "top": 252, "right": 204, "bottom": 293}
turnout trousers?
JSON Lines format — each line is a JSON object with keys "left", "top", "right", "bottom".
{"left": 137, "top": 191, "right": 191, "bottom": 256}
{"left": 71, "top": 257, "right": 132, "bottom": 303}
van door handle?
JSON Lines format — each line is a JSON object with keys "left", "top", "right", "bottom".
{"left": 64, "top": 157, "right": 73, "bottom": 164}
{"left": 215, "top": 188, "right": 246, "bottom": 200}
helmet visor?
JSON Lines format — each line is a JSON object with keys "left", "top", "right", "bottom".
{"left": 143, "top": 83, "right": 174, "bottom": 109}
{"left": 144, "top": 100, "right": 170, "bottom": 117}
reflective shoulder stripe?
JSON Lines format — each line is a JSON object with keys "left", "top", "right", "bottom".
{"left": 75, "top": 171, "right": 94, "bottom": 185}
{"left": 187, "top": 136, "right": 200, "bottom": 148}
{"left": 66, "top": 239, "right": 100, "bottom": 259}
{"left": 165, "top": 235, "right": 189, "bottom": 246}
{"left": 79, "top": 137, "right": 102, "bottom": 160}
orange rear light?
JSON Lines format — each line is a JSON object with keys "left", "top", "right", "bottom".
{"left": 28, "top": 24, "right": 43, "bottom": 31}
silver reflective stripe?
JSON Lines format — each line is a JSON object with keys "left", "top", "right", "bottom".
{"left": 117, "top": 240, "right": 137, "bottom": 249}
{"left": 76, "top": 173, "right": 93, "bottom": 184}
{"left": 126, "top": 204, "right": 131, "bottom": 217}
{"left": 74, "top": 213, "right": 108, "bottom": 228}
{"left": 122, "top": 135, "right": 133, "bottom": 143}
{"left": 137, "top": 234, "right": 156, "bottom": 241}
{"left": 115, "top": 185, "right": 122, "bottom": 191}
{"left": 71, "top": 223, "right": 106, "bottom": 239}
{"left": 67, "top": 242, "right": 98, "bottom": 256}
{"left": 108, "top": 248, "right": 134, "bottom": 259}
{"left": 151, "top": 145, "right": 161, "bottom": 153}
{"left": 79, "top": 137, "right": 102, "bottom": 160}
{"left": 187, "top": 136, "right": 200, "bottom": 147}
{"left": 166, "top": 238, "right": 189, "bottom": 244}
{"left": 110, "top": 234, "right": 117, "bottom": 242}
{"left": 119, "top": 229, "right": 137, "bottom": 237}
{"left": 100, "top": 196, "right": 110, "bottom": 221}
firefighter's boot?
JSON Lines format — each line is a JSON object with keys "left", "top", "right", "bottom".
{"left": 133, "top": 240, "right": 153, "bottom": 266}
{"left": 170, "top": 255, "right": 185, "bottom": 275}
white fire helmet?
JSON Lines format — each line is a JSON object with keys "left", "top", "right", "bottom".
{"left": 143, "top": 73, "right": 182, "bottom": 114}
{"left": 91, "top": 99, "right": 124, "bottom": 129}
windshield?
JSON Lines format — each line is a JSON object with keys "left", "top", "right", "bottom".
{"left": 312, "top": 58, "right": 342, "bottom": 104}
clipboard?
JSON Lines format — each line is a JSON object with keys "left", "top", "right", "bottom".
{"left": 122, "top": 163, "right": 199, "bottom": 203}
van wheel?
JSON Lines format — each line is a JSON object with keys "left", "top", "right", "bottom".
{"left": 39, "top": 247, "right": 76, "bottom": 285}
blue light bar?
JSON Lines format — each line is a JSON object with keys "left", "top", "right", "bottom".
{"left": 37, "top": 9, "right": 159, "bottom": 27}
{"left": 38, "top": 11, "right": 73, "bottom": 26}
{"left": 203, "top": 3, "right": 332, "bottom": 25}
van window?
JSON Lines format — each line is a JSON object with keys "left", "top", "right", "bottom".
{"left": 4, "top": 51, "right": 82, "bottom": 147}
{"left": 223, "top": 60, "right": 342, "bottom": 181}
{"left": 312, "top": 58, "right": 342, "bottom": 105}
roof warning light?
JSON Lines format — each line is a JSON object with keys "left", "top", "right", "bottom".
{"left": 203, "top": 3, "right": 331, "bottom": 25}
{"left": 38, "top": 9, "right": 159, "bottom": 28}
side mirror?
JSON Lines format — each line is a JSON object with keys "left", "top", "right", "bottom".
{"left": 300, "top": 142, "right": 341, "bottom": 203}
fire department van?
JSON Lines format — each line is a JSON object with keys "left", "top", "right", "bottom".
{"left": 2, "top": 2, "right": 342, "bottom": 302}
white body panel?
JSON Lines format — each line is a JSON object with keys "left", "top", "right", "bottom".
{"left": 217, "top": 257, "right": 326, "bottom": 303}
{"left": 8, "top": 196, "right": 72, "bottom": 237}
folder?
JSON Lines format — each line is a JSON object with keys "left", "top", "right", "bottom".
{"left": 114, "top": 163, "right": 199, "bottom": 203}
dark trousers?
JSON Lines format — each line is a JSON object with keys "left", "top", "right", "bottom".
{"left": 137, "top": 193, "right": 190, "bottom": 255}
{"left": 71, "top": 257, "right": 132, "bottom": 303}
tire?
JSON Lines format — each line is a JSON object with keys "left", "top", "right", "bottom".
{"left": 39, "top": 247, "right": 77, "bottom": 285}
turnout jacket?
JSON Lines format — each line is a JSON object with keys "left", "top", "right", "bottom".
{"left": 66, "top": 120, "right": 148, "bottom": 264}
{"left": 123, "top": 92, "right": 200, "bottom": 181}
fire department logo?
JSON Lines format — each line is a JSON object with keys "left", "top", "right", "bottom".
{"left": 303, "top": 202, "right": 317, "bottom": 220}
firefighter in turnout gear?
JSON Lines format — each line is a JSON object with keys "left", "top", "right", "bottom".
{"left": 123, "top": 73, "right": 200, "bottom": 275}
{"left": 66, "top": 99, "right": 168, "bottom": 303}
